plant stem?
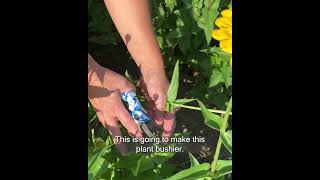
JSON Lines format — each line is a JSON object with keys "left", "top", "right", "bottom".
{"left": 91, "top": 128, "right": 96, "bottom": 151}
{"left": 169, "top": 102, "right": 232, "bottom": 115}
{"left": 89, "top": 114, "right": 97, "bottom": 124}
{"left": 211, "top": 136, "right": 223, "bottom": 172}
{"left": 137, "top": 94, "right": 232, "bottom": 115}
{"left": 211, "top": 97, "right": 232, "bottom": 173}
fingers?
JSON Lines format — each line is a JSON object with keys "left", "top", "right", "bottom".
{"left": 153, "top": 94, "right": 166, "bottom": 126}
{"left": 96, "top": 111, "right": 128, "bottom": 155}
{"left": 145, "top": 100, "right": 155, "bottom": 121}
{"left": 116, "top": 105, "right": 143, "bottom": 139}
{"left": 162, "top": 112, "right": 176, "bottom": 139}
{"left": 154, "top": 111, "right": 164, "bottom": 126}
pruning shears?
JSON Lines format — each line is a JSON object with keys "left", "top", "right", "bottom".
{"left": 121, "top": 91, "right": 161, "bottom": 138}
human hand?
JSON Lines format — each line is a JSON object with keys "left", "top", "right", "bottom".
{"left": 139, "top": 67, "right": 176, "bottom": 139}
{"left": 88, "top": 54, "right": 142, "bottom": 155}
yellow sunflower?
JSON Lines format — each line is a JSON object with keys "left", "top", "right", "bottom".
{"left": 212, "top": 8, "right": 232, "bottom": 66}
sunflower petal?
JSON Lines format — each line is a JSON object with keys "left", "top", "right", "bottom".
{"left": 221, "top": 9, "right": 232, "bottom": 18}
{"left": 212, "top": 29, "right": 231, "bottom": 41}
{"left": 220, "top": 39, "right": 232, "bottom": 54}
{"left": 215, "top": 17, "right": 232, "bottom": 29}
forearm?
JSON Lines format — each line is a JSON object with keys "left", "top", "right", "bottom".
{"left": 104, "top": 0, "right": 165, "bottom": 76}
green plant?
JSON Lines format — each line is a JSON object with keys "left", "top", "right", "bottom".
{"left": 88, "top": 110, "right": 189, "bottom": 179}
{"left": 164, "top": 61, "right": 232, "bottom": 179}
{"left": 88, "top": 60, "right": 232, "bottom": 179}
{"left": 88, "top": 0, "right": 121, "bottom": 45}
{"left": 149, "top": 0, "right": 232, "bottom": 110}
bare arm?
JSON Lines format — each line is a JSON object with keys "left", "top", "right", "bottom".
{"left": 102, "top": 0, "right": 175, "bottom": 139}
{"left": 104, "top": 0, "right": 165, "bottom": 76}
{"left": 104, "top": 0, "right": 175, "bottom": 138}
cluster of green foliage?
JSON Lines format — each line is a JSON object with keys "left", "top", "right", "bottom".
{"left": 151, "top": 0, "right": 232, "bottom": 109}
{"left": 88, "top": 0, "right": 121, "bottom": 45}
{"left": 88, "top": 60, "right": 232, "bottom": 179}
{"left": 88, "top": 116, "right": 182, "bottom": 179}
{"left": 88, "top": 0, "right": 232, "bottom": 179}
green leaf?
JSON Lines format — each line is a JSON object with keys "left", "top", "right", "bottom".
{"left": 182, "top": 0, "right": 193, "bottom": 8}
{"left": 101, "top": 145, "right": 118, "bottom": 163}
{"left": 220, "top": 0, "right": 232, "bottom": 8}
{"left": 167, "top": 60, "right": 180, "bottom": 103}
{"left": 164, "top": 13, "right": 178, "bottom": 29}
{"left": 221, "top": 130, "right": 232, "bottom": 153}
{"left": 132, "top": 155, "right": 155, "bottom": 176}
{"left": 178, "top": 33, "right": 192, "bottom": 54}
{"left": 202, "top": 0, "right": 220, "bottom": 44}
{"left": 159, "top": 6, "right": 165, "bottom": 17}
{"left": 167, "top": 29, "right": 184, "bottom": 38}
{"left": 88, "top": 146, "right": 109, "bottom": 180}
{"left": 204, "top": 0, "right": 209, "bottom": 7}
{"left": 192, "top": 33, "right": 205, "bottom": 49}
{"left": 199, "top": 47, "right": 231, "bottom": 57}
{"left": 166, "top": 163, "right": 211, "bottom": 180}
{"left": 193, "top": 7, "right": 201, "bottom": 18}
{"left": 157, "top": 35, "right": 164, "bottom": 49}
{"left": 139, "top": 169, "right": 162, "bottom": 180}
{"left": 101, "top": 164, "right": 120, "bottom": 180}
{"left": 176, "top": 17, "right": 185, "bottom": 27}
{"left": 221, "top": 63, "right": 232, "bottom": 88}
{"left": 165, "top": 0, "right": 176, "bottom": 12}
{"left": 198, "top": 100, "right": 223, "bottom": 131}
{"left": 188, "top": 152, "right": 200, "bottom": 167}
{"left": 151, "top": 152, "right": 175, "bottom": 164}
{"left": 159, "top": 164, "right": 176, "bottom": 178}
{"left": 125, "top": 70, "right": 135, "bottom": 84}
{"left": 209, "top": 69, "right": 223, "bottom": 87}
{"left": 116, "top": 153, "right": 144, "bottom": 169}
{"left": 197, "top": 0, "right": 204, "bottom": 9}
{"left": 213, "top": 160, "right": 232, "bottom": 178}
{"left": 195, "top": 52, "right": 212, "bottom": 77}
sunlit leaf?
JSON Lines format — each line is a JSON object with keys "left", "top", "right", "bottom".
{"left": 189, "top": 152, "right": 200, "bottom": 167}
{"left": 214, "top": 160, "right": 232, "bottom": 178}
{"left": 198, "top": 100, "right": 223, "bottom": 131}
{"left": 221, "top": 130, "right": 232, "bottom": 153}
{"left": 202, "top": 0, "right": 220, "bottom": 44}
{"left": 167, "top": 60, "right": 180, "bottom": 103}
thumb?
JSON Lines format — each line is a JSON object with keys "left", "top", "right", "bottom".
{"left": 151, "top": 93, "right": 166, "bottom": 111}
{"left": 152, "top": 93, "right": 166, "bottom": 125}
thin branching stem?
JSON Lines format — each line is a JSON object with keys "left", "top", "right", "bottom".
{"left": 211, "top": 97, "right": 232, "bottom": 173}
{"left": 169, "top": 102, "right": 232, "bottom": 115}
